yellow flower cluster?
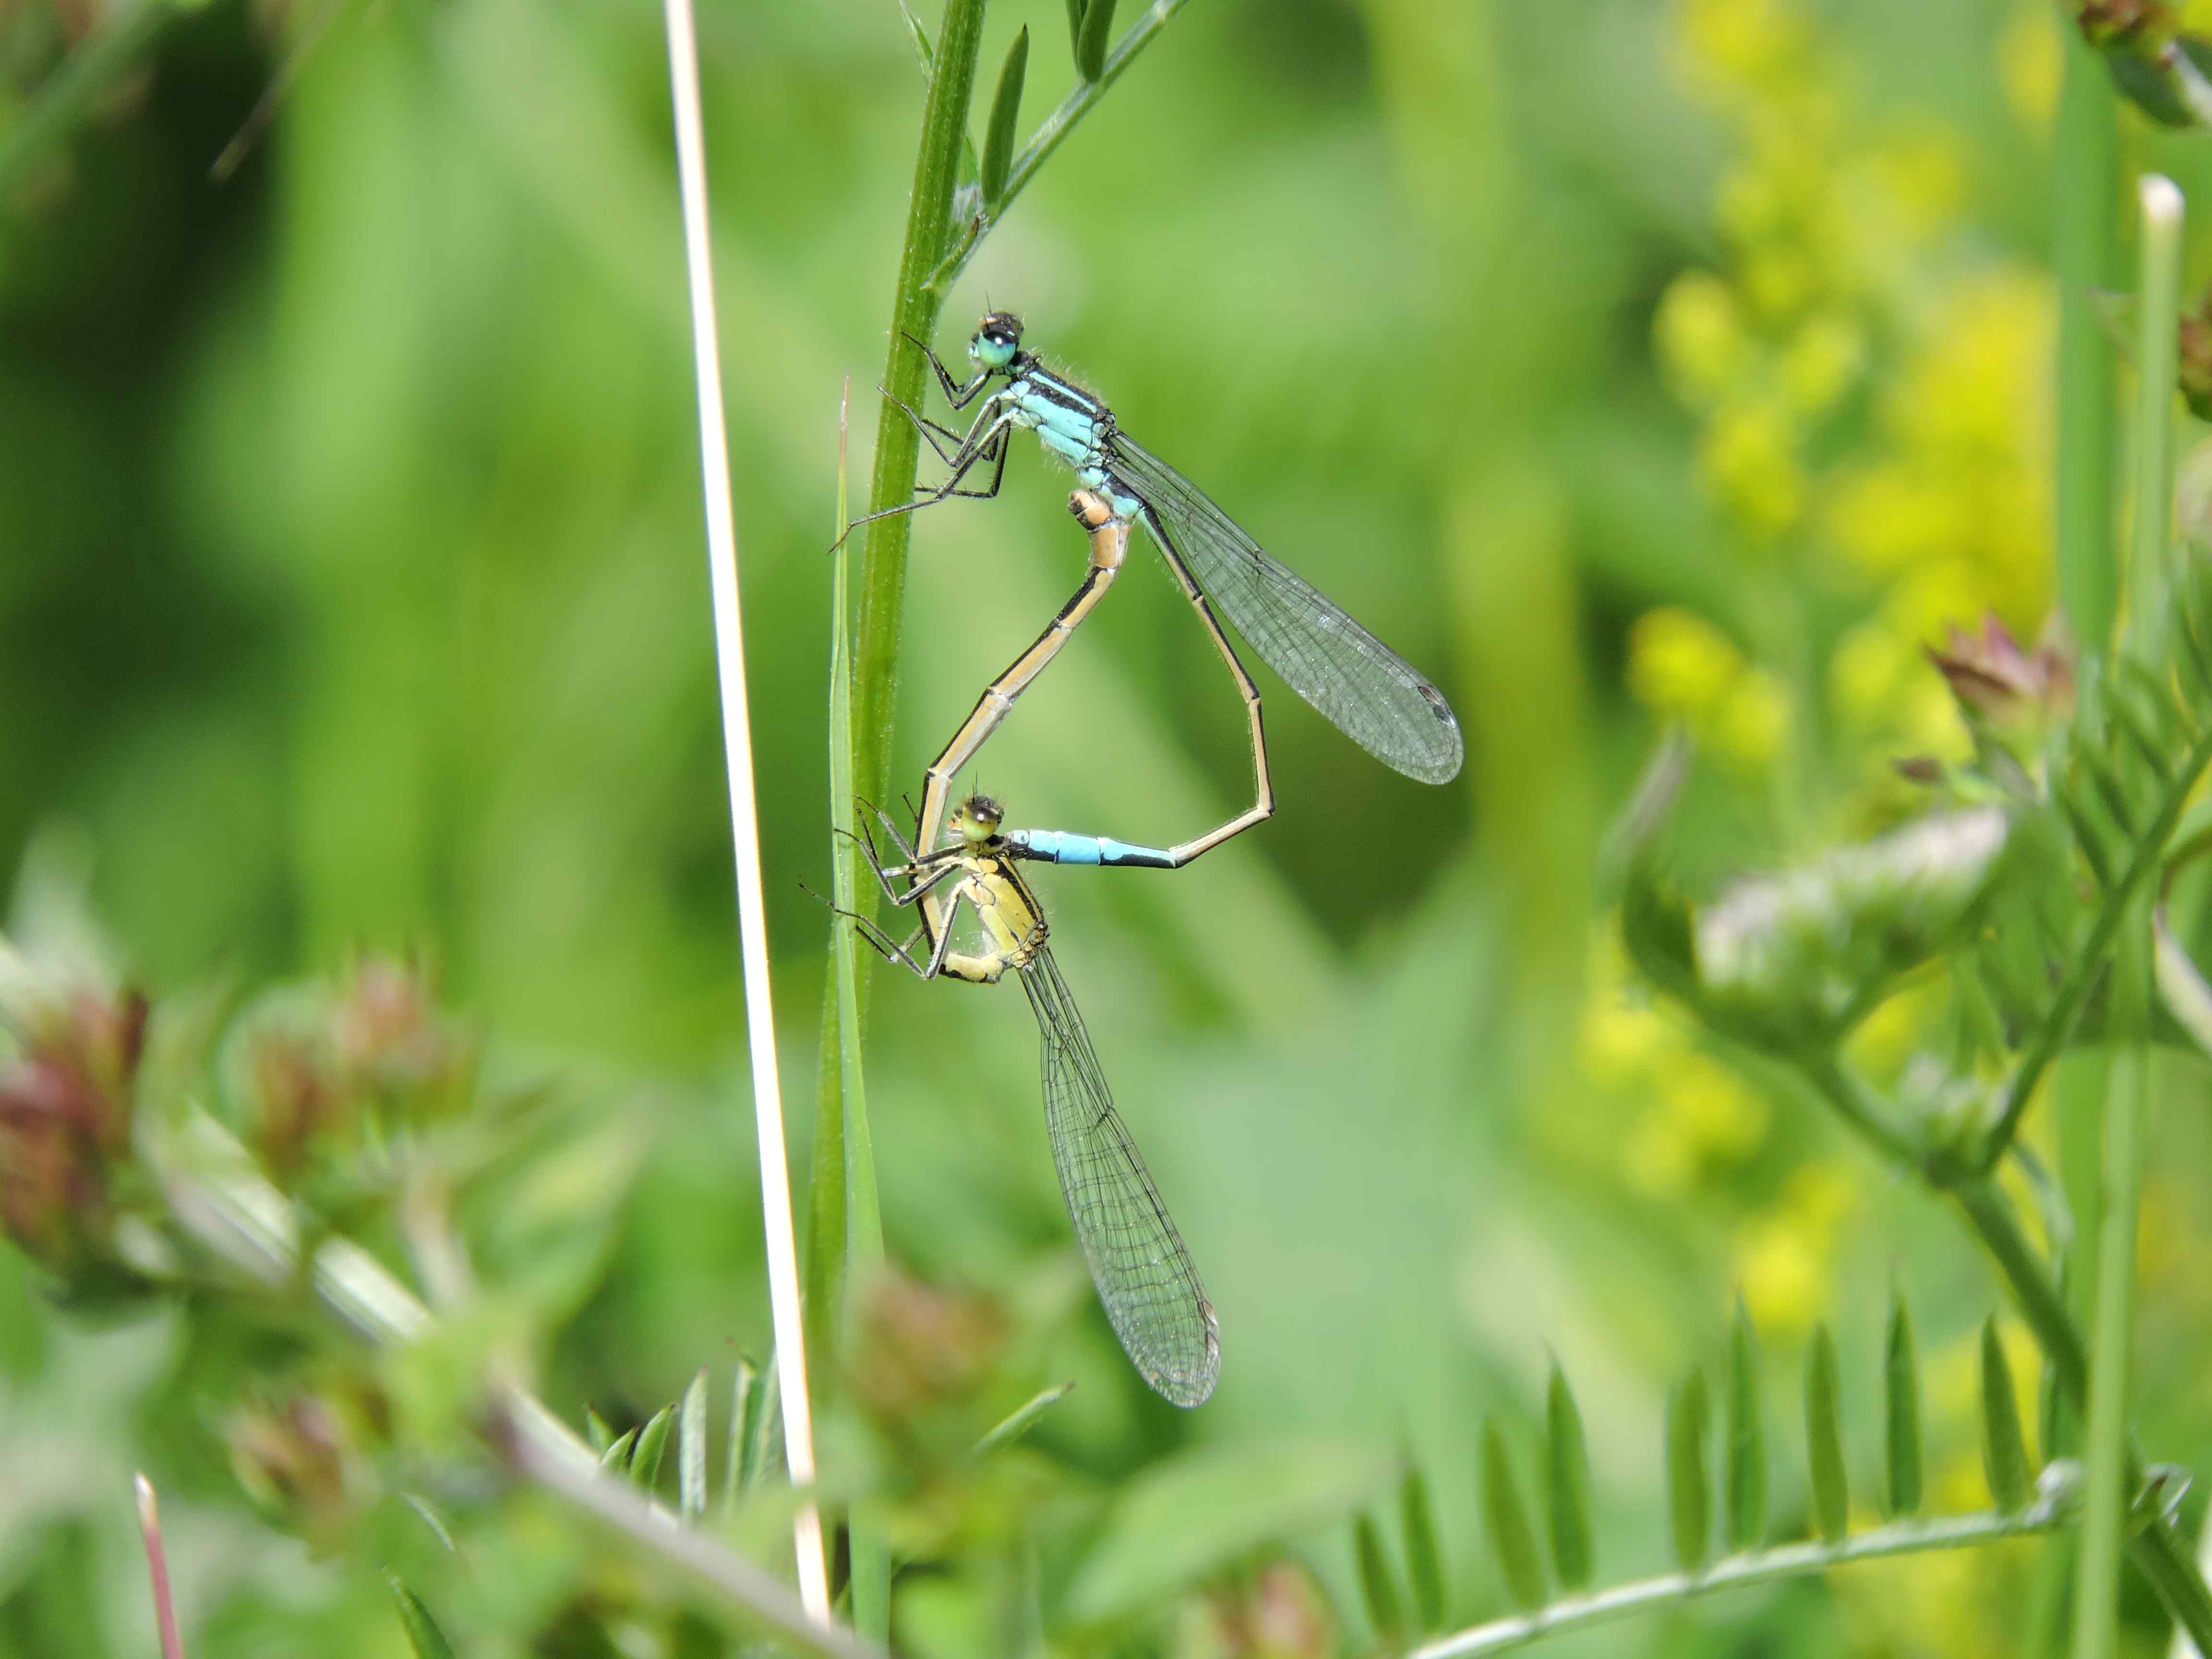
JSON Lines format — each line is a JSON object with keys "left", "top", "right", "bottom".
{"left": 1632, "top": 0, "right": 2054, "bottom": 778}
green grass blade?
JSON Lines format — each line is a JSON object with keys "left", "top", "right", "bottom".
{"left": 1665, "top": 1370, "right": 1711, "bottom": 1572}
{"left": 723, "top": 1355, "right": 761, "bottom": 1507}
{"left": 1354, "top": 1513, "right": 1406, "bottom": 1644}
{"left": 679, "top": 1368, "right": 709, "bottom": 1521}
{"left": 1981, "top": 1318, "right": 2031, "bottom": 1513}
{"left": 1075, "top": 0, "right": 1117, "bottom": 81}
{"left": 1480, "top": 1423, "right": 1544, "bottom": 1613}
{"left": 629, "top": 1405, "right": 673, "bottom": 1491}
{"left": 1884, "top": 1293, "right": 1923, "bottom": 1517}
{"left": 1804, "top": 1325, "right": 1848, "bottom": 1543}
{"left": 737, "top": 1356, "right": 779, "bottom": 1495}
{"left": 1402, "top": 1465, "right": 1447, "bottom": 1630}
{"left": 386, "top": 1575, "right": 457, "bottom": 1659}
{"left": 974, "top": 1382, "right": 1073, "bottom": 1456}
{"left": 1546, "top": 1362, "right": 1594, "bottom": 1590}
{"left": 584, "top": 1407, "right": 614, "bottom": 1456}
{"left": 1725, "top": 1298, "right": 1765, "bottom": 1551}
{"left": 979, "top": 27, "right": 1028, "bottom": 207}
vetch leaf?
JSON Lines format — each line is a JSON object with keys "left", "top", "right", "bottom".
{"left": 629, "top": 1404, "right": 673, "bottom": 1491}
{"left": 1884, "top": 1293, "right": 1923, "bottom": 1517}
{"left": 1401, "top": 1466, "right": 1447, "bottom": 1630}
{"left": 1075, "top": 0, "right": 1116, "bottom": 82}
{"left": 1665, "top": 1370, "right": 1710, "bottom": 1572}
{"left": 1479, "top": 1422, "right": 1544, "bottom": 1613}
{"left": 1063, "top": 0, "right": 1085, "bottom": 65}
{"left": 979, "top": 26, "right": 1027, "bottom": 207}
{"left": 1980, "top": 1317, "right": 2030, "bottom": 1513}
{"left": 1545, "top": 1362, "right": 1594, "bottom": 1590}
{"left": 600, "top": 1426, "right": 638, "bottom": 1471}
{"left": 724, "top": 1355, "right": 760, "bottom": 1504}
{"left": 1066, "top": 1440, "right": 1387, "bottom": 1622}
{"left": 387, "top": 1574, "right": 457, "bottom": 1659}
{"left": 678, "top": 1368, "right": 709, "bottom": 1521}
{"left": 1354, "top": 1514, "right": 1405, "bottom": 1643}
{"left": 584, "top": 1407, "right": 613, "bottom": 1455}
{"left": 1804, "top": 1325, "right": 1848, "bottom": 1543}
{"left": 1724, "top": 1298, "right": 1765, "bottom": 1551}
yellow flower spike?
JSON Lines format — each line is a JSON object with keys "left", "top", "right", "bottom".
{"left": 1663, "top": 1053, "right": 1770, "bottom": 1158}
{"left": 1998, "top": 0, "right": 2064, "bottom": 132}
{"left": 1680, "top": 0, "right": 1810, "bottom": 93}
{"left": 1709, "top": 667, "right": 1791, "bottom": 767}
{"left": 1653, "top": 271, "right": 1747, "bottom": 405}
{"left": 1780, "top": 313, "right": 1866, "bottom": 413}
{"left": 1699, "top": 402, "right": 1805, "bottom": 538}
{"left": 1829, "top": 622, "right": 1915, "bottom": 727}
{"left": 1735, "top": 1216, "right": 1826, "bottom": 1335}
{"left": 1627, "top": 606, "right": 1744, "bottom": 715}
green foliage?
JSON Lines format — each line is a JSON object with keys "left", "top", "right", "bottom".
{"left": 979, "top": 27, "right": 1027, "bottom": 207}
{"left": 1400, "top": 1466, "right": 1447, "bottom": 1631}
{"left": 1803, "top": 1327, "right": 1848, "bottom": 1545}
{"left": 1980, "top": 1320, "right": 2031, "bottom": 1514}
{"left": 1075, "top": 0, "right": 1117, "bottom": 82}
{"left": 1724, "top": 1298, "right": 1765, "bottom": 1552}
{"left": 1665, "top": 1371, "right": 1710, "bottom": 1573}
{"left": 1884, "top": 1294, "right": 1923, "bottom": 1518}
{"left": 388, "top": 1576, "right": 458, "bottom": 1659}
{"left": 1355, "top": 1514, "right": 1406, "bottom": 1645}
{"left": 1480, "top": 1421, "right": 1545, "bottom": 1613}
{"left": 1545, "top": 1363, "right": 1594, "bottom": 1592}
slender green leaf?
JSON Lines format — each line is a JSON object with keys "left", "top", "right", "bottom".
{"left": 1665, "top": 1370, "right": 1710, "bottom": 1572}
{"left": 1884, "top": 1293, "right": 1922, "bottom": 1517}
{"left": 1724, "top": 1298, "right": 1765, "bottom": 1551}
{"left": 600, "top": 1426, "right": 638, "bottom": 1471}
{"left": 2056, "top": 789, "right": 2116, "bottom": 889}
{"left": 898, "top": 0, "right": 934, "bottom": 72}
{"left": 1804, "top": 1325, "right": 1848, "bottom": 1543}
{"left": 1479, "top": 1423, "right": 1544, "bottom": 1613}
{"left": 979, "top": 27, "right": 1027, "bottom": 207}
{"left": 1075, "top": 0, "right": 1116, "bottom": 82}
{"left": 1354, "top": 1514, "right": 1405, "bottom": 1643}
{"left": 1545, "top": 1362, "right": 1594, "bottom": 1590}
{"left": 386, "top": 1575, "right": 457, "bottom": 1659}
{"left": 1400, "top": 1466, "right": 1447, "bottom": 1630}
{"left": 723, "top": 1356, "right": 761, "bottom": 1504}
{"left": 1063, "top": 0, "right": 1085, "bottom": 64}
{"left": 735, "top": 1357, "right": 779, "bottom": 1495}
{"left": 678, "top": 1368, "right": 709, "bottom": 1521}
{"left": 974, "top": 1382, "right": 1073, "bottom": 1456}
{"left": 584, "top": 1407, "right": 613, "bottom": 1456}
{"left": 629, "top": 1404, "right": 673, "bottom": 1491}
{"left": 1981, "top": 1318, "right": 2031, "bottom": 1513}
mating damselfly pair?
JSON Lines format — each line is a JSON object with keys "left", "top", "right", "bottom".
{"left": 836, "top": 314, "right": 1461, "bottom": 1407}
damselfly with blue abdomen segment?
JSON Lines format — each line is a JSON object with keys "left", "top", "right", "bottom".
{"left": 859, "top": 312, "right": 1464, "bottom": 789}
{"left": 909, "top": 489, "right": 1272, "bottom": 949}
{"left": 837, "top": 792, "right": 1220, "bottom": 1408}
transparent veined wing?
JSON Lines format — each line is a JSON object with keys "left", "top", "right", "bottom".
{"left": 1019, "top": 946, "right": 1219, "bottom": 1407}
{"left": 1107, "top": 434, "right": 1464, "bottom": 785}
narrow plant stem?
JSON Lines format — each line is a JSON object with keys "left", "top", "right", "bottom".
{"left": 1406, "top": 1502, "right": 2073, "bottom": 1659}
{"left": 2075, "top": 174, "right": 2184, "bottom": 1659}
{"left": 135, "top": 1473, "right": 185, "bottom": 1659}
{"left": 501, "top": 1397, "right": 879, "bottom": 1659}
{"left": 660, "top": 0, "right": 827, "bottom": 1616}
{"left": 2055, "top": 24, "right": 2122, "bottom": 652}
{"left": 851, "top": 0, "right": 989, "bottom": 823}
{"left": 1973, "top": 713, "right": 2212, "bottom": 1174}
{"left": 0, "top": 0, "right": 179, "bottom": 197}
{"left": 925, "top": 0, "right": 1197, "bottom": 294}
{"left": 1797, "top": 1051, "right": 1921, "bottom": 1168}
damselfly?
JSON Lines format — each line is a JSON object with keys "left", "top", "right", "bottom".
{"left": 861, "top": 312, "right": 1465, "bottom": 791}
{"left": 840, "top": 792, "right": 1220, "bottom": 1408}
{"left": 908, "top": 488, "right": 1271, "bottom": 945}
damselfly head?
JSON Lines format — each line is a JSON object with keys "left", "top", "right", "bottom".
{"left": 951, "top": 793, "right": 1005, "bottom": 843}
{"left": 971, "top": 313, "right": 1023, "bottom": 371}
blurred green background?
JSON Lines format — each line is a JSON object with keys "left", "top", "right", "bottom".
{"left": 8, "top": 0, "right": 2212, "bottom": 1651}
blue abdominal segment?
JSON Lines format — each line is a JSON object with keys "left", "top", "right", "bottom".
{"left": 1009, "top": 830, "right": 1178, "bottom": 869}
